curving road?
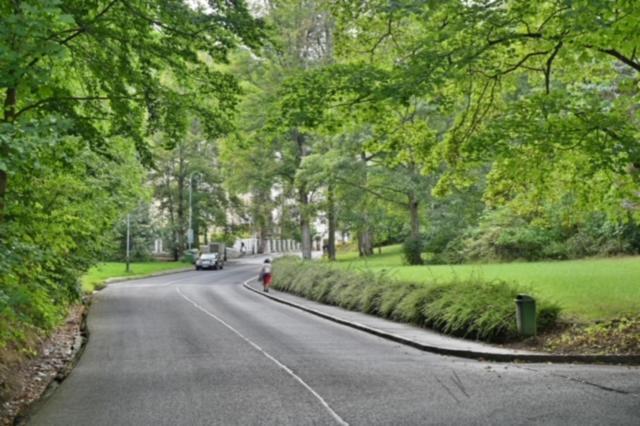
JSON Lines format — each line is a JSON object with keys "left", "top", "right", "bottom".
{"left": 28, "top": 257, "right": 640, "bottom": 425}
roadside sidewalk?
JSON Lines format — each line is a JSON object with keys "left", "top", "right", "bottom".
{"left": 243, "top": 279, "right": 640, "bottom": 365}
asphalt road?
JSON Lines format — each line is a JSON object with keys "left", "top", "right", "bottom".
{"left": 28, "top": 257, "right": 640, "bottom": 425}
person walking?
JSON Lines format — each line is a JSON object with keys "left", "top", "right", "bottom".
{"left": 258, "top": 258, "right": 272, "bottom": 292}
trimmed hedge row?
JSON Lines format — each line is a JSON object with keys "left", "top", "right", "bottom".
{"left": 272, "top": 257, "right": 560, "bottom": 342}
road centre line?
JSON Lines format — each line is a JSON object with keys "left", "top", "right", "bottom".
{"left": 175, "top": 286, "right": 349, "bottom": 426}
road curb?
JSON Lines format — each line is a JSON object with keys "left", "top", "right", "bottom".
{"left": 242, "top": 280, "right": 640, "bottom": 365}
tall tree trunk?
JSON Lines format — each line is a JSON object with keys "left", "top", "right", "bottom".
{"left": 409, "top": 196, "right": 420, "bottom": 239}
{"left": 164, "top": 168, "right": 179, "bottom": 261}
{"left": 358, "top": 226, "right": 373, "bottom": 257}
{"left": 280, "top": 191, "right": 287, "bottom": 241}
{"left": 203, "top": 223, "right": 208, "bottom": 245}
{"left": 259, "top": 225, "right": 268, "bottom": 254}
{"left": 294, "top": 129, "right": 312, "bottom": 260}
{"left": 358, "top": 151, "right": 373, "bottom": 257}
{"left": 192, "top": 178, "right": 199, "bottom": 248}
{"left": 405, "top": 183, "right": 423, "bottom": 265}
{"left": 299, "top": 189, "right": 312, "bottom": 259}
{"left": 327, "top": 182, "right": 336, "bottom": 261}
{"left": 254, "top": 187, "right": 270, "bottom": 254}
{"left": 176, "top": 145, "right": 185, "bottom": 256}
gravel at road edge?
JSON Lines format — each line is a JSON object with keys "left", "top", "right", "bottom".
{"left": 0, "top": 304, "right": 87, "bottom": 426}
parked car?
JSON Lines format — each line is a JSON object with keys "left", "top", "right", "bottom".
{"left": 195, "top": 253, "right": 224, "bottom": 270}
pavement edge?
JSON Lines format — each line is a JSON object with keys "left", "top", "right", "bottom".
{"left": 242, "top": 280, "right": 640, "bottom": 365}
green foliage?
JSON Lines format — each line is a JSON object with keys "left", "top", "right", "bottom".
{"left": 275, "top": 0, "right": 640, "bottom": 268}
{"left": 402, "top": 236, "right": 424, "bottom": 265}
{"left": 208, "top": 232, "right": 237, "bottom": 248}
{"left": 0, "top": 0, "right": 264, "bottom": 153}
{"left": 423, "top": 181, "right": 485, "bottom": 255}
{"left": 0, "top": 133, "right": 146, "bottom": 348}
{"left": 107, "top": 203, "right": 156, "bottom": 262}
{"left": 272, "top": 257, "right": 559, "bottom": 342}
{"left": 392, "top": 287, "right": 441, "bottom": 325}
{"left": 444, "top": 208, "right": 640, "bottom": 263}
{"left": 151, "top": 123, "right": 234, "bottom": 260}
{"left": 226, "top": 0, "right": 640, "bottom": 271}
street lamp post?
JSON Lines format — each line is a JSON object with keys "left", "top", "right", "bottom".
{"left": 126, "top": 213, "right": 131, "bottom": 273}
{"left": 188, "top": 172, "right": 201, "bottom": 250}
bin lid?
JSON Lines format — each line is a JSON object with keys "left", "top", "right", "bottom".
{"left": 515, "top": 294, "right": 535, "bottom": 302}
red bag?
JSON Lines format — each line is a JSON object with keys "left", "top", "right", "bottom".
{"left": 263, "top": 273, "right": 272, "bottom": 286}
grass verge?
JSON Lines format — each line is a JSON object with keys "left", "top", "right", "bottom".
{"left": 334, "top": 245, "right": 640, "bottom": 321}
{"left": 81, "top": 261, "right": 189, "bottom": 293}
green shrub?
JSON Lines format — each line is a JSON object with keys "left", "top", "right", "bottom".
{"left": 272, "top": 258, "right": 561, "bottom": 343}
{"left": 392, "top": 287, "right": 437, "bottom": 325}
{"left": 379, "top": 282, "right": 418, "bottom": 319}
{"left": 423, "top": 281, "right": 517, "bottom": 341}
{"left": 402, "top": 236, "right": 424, "bottom": 265}
{"left": 0, "top": 135, "right": 146, "bottom": 350}
{"left": 541, "top": 241, "right": 568, "bottom": 260}
{"left": 430, "top": 236, "right": 466, "bottom": 265}
{"left": 494, "top": 227, "right": 555, "bottom": 261}
{"left": 360, "top": 280, "right": 386, "bottom": 315}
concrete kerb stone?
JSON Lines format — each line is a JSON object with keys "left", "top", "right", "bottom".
{"left": 242, "top": 279, "right": 640, "bottom": 365}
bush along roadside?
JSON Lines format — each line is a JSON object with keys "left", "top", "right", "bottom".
{"left": 272, "top": 257, "right": 561, "bottom": 343}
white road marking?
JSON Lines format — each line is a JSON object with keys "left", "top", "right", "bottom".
{"left": 176, "top": 286, "right": 349, "bottom": 426}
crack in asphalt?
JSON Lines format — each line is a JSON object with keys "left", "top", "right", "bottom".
{"left": 434, "top": 375, "right": 461, "bottom": 404}
{"left": 515, "top": 365, "right": 638, "bottom": 397}
{"left": 450, "top": 370, "right": 470, "bottom": 399}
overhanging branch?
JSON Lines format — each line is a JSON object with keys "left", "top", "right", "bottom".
{"left": 599, "top": 48, "right": 640, "bottom": 73}
{"left": 15, "top": 95, "right": 141, "bottom": 119}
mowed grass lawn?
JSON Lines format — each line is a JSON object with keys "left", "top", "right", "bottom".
{"left": 335, "top": 245, "right": 640, "bottom": 322}
{"left": 81, "top": 261, "right": 189, "bottom": 293}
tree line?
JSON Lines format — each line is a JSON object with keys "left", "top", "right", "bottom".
{"left": 0, "top": 0, "right": 263, "bottom": 348}
{"left": 2, "top": 0, "right": 639, "bottom": 351}
{"left": 222, "top": 0, "right": 640, "bottom": 265}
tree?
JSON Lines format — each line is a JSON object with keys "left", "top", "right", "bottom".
{"left": 331, "top": 0, "right": 640, "bottom": 195}
{"left": 0, "top": 0, "right": 264, "bottom": 220}
{"left": 0, "top": 133, "right": 146, "bottom": 345}
{"left": 220, "top": 0, "right": 336, "bottom": 259}
{"left": 109, "top": 202, "right": 156, "bottom": 262}
{"left": 0, "top": 0, "right": 266, "bottom": 351}
{"left": 216, "top": 0, "right": 640, "bottom": 268}
{"left": 151, "top": 120, "right": 230, "bottom": 260}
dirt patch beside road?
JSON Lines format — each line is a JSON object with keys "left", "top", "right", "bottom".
{"left": 502, "top": 316, "right": 640, "bottom": 356}
{"left": 0, "top": 304, "right": 86, "bottom": 425}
